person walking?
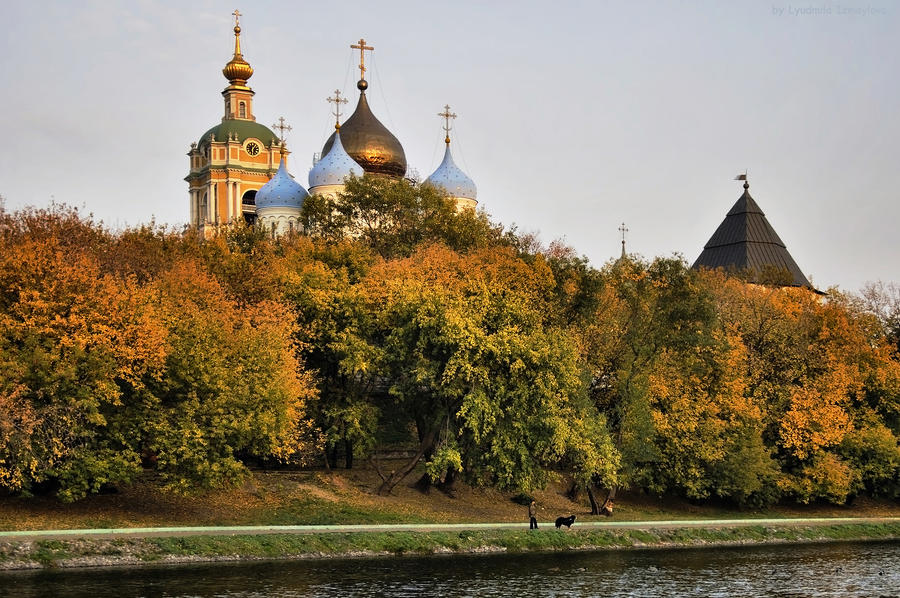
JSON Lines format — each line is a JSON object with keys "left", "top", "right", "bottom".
{"left": 528, "top": 499, "right": 538, "bottom": 529}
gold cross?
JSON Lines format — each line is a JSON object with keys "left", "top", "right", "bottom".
{"left": 272, "top": 116, "right": 292, "bottom": 143}
{"left": 327, "top": 90, "right": 349, "bottom": 128}
{"left": 619, "top": 222, "right": 629, "bottom": 254}
{"left": 232, "top": 9, "right": 241, "bottom": 27}
{"left": 350, "top": 38, "right": 374, "bottom": 80}
{"left": 438, "top": 104, "right": 457, "bottom": 144}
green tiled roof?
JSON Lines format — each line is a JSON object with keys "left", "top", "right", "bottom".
{"left": 199, "top": 119, "right": 277, "bottom": 147}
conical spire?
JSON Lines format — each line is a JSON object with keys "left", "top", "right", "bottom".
{"left": 692, "top": 176, "right": 812, "bottom": 288}
{"left": 222, "top": 10, "right": 253, "bottom": 87}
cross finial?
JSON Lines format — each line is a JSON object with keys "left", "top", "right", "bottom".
{"left": 438, "top": 104, "right": 457, "bottom": 145}
{"left": 350, "top": 38, "right": 374, "bottom": 81}
{"left": 272, "top": 116, "right": 292, "bottom": 143}
{"left": 232, "top": 9, "right": 241, "bottom": 27}
{"left": 327, "top": 89, "right": 349, "bottom": 129}
{"left": 619, "top": 222, "right": 629, "bottom": 257}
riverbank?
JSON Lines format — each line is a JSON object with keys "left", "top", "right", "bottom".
{"left": 3, "top": 469, "right": 899, "bottom": 532}
{"left": 2, "top": 519, "right": 899, "bottom": 570}
{"left": 3, "top": 468, "right": 899, "bottom": 571}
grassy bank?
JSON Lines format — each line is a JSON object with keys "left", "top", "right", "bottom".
{"left": 3, "top": 469, "right": 899, "bottom": 533}
{"left": 2, "top": 522, "right": 900, "bottom": 570}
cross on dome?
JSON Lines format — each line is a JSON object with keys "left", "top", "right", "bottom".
{"left": 327, "top": 89, "right": 349, "bottom": 129}
{"left": 232, "top": 8, "right": 241, "bottom": 27}
{"left": 272, "top": 116, "right": 292, "bottom": 143}
{"left": 438, "top": 104, "right": 457, "bottom": 145}
{"left": 350, "top": 38, "right": 374, "bottom": 82}
{"left": 619, "top": 222, "right": 629, "bottom": 256}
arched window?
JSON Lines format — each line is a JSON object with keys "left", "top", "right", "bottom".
{"left": 271, "top": 222, "right": 276, "bottom": 237}
{"left": 239, "top": 102, "right": 246, "bottom": 118}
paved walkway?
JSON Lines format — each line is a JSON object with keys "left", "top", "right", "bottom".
{"left": 2, "top": 517, "right": 898, "bottom": 542}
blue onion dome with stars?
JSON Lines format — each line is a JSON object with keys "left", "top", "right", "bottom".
{"left": 255, "top": 158, "right": 308, "bottom": 209}
{"left": 309, "top": 129, "right": 363, "bottom": 188}
{"left": 425, "top": 105, "right": 476, "bottom": 200}
{"left": 426, "top": 144, "right": 477, "bottom": 200}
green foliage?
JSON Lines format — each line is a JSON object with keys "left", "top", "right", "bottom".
{"left": 839, "top": 425, "right": 900, "bottom": 498}
{"left": 301, "top": 174, "right": 502, "bottom": 258}
{"left": 362, "top": 245, "right": 619, "bottom": 492}
{"left": 425, "top": 443, "right": 463, "bottom": 483}
{"left": 145, "top": 260, "right": 315, "bottom": 491}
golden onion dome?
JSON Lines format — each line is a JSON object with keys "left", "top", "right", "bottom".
{"left": 222, "top": 25, "right": 253, "bottom": 86}
{"left": 320, "top": 80, "right": 407, "bottom": 178}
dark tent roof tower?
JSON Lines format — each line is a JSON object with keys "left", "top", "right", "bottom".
{"left": 692, "top": 179, "right": 813, "bottom": 289}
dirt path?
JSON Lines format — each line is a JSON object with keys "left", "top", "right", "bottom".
{"left": 4, "top": 516, "right": 899, "bottom": 542}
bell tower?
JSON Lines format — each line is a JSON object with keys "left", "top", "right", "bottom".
{"left": 185, "top": 11, "right": 285, "bottom": 234}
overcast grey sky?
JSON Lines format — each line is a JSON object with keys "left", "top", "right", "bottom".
{"left": 1, "top": 1, "right": 897, "bottom": 291}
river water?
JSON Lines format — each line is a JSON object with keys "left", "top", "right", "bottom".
{"left": 1, "top": 541, "right": 898, "bottom": 597}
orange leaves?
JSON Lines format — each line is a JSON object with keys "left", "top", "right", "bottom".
{"left": 0, "top": 206, "right": 321, "bottom": 499}
{"left": 779, "top": 385, "right": 853, "bottom": 460}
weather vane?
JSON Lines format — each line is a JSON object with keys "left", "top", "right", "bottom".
{"left": 350, "top": 38, "right": 374, "bottom": 81}
{"left": 438, "top": 104, "right": 457, "bottom": 145}
{"left": 327, "top": 90, "right": 349, "bottom": 129}
{"left": 272, "top": 116, "right": 292, "bottom": 143}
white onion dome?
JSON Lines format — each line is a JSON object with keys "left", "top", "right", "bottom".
{"left": 256, "top": 158, "right": 308, "bottom": 209}
{"left": 425, "top": 144, "right": 477, "bottom": 200}
{"left": 308, "top": 130, "right": 363, "bottom": 189}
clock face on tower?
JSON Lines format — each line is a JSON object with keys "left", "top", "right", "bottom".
{"left": 245, "top": 141, "right": 260, "bottom": 156}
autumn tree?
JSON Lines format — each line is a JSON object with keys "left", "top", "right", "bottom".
{"left": 142, "top": 259, "right": 317, "bottom": 491}
{"left": 0, "top": 206, "right": 166, "bottom": 500}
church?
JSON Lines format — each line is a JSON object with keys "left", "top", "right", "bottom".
{"left": 187, "top": 12, "right": 812, "bottom": 289}
{"left": 185, "top": 13, "right": 477, "bottom": 237}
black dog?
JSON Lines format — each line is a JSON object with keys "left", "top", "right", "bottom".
{"left": 555, "top": 515, "right": 576, "bottom": 529}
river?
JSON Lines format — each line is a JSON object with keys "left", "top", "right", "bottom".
{"left": 1, "top": 541, "right": 898, "bottom": 597}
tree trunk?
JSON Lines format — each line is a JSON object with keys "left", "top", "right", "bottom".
{"left": 437, "top": 467, "right": 458, "bottom": 497}
{"left": 328, "top": 444, "right": 339, "bottom": 470}
{"left": 566, "top": 481, "right": 580, "bottom": 501}
{"left": 344, "top": 438, "right": 354, "bottom": 469}
{"left": 376, "top": 429, "right": 435, "bottom": 496}
{"left": 587, "top": 486, "right": 601, "bottom": 515}
{"left": 599, "top": 487, "right": 617, "bottom": 516}
{"left": 413, "top": 472, "right": 432, "bottom": 493}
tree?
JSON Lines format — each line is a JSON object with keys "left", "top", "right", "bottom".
{"left": 360, "top": 245, "right": 618, "bottom": 495}
{"left": 143, "top": 259, "right": 317, "bottom": 491}
{"left": 0, "top": 208, "right": 166, "bottom": 500}
{"left": 301, "top": 174, "right": 502, "bottom": 259}
{"left": 276, "top": 237, "right": 380, "bottom": 469}
{"left": 853, "top": 281, "right": 900, "bottom": 352}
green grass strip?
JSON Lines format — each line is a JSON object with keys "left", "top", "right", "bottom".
{"left": 2, "top": 521, "right": 899, "bottom": 569}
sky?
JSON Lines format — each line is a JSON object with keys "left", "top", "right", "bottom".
{"left": 1, "top": 0, "right": 897, "bottom": 292}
